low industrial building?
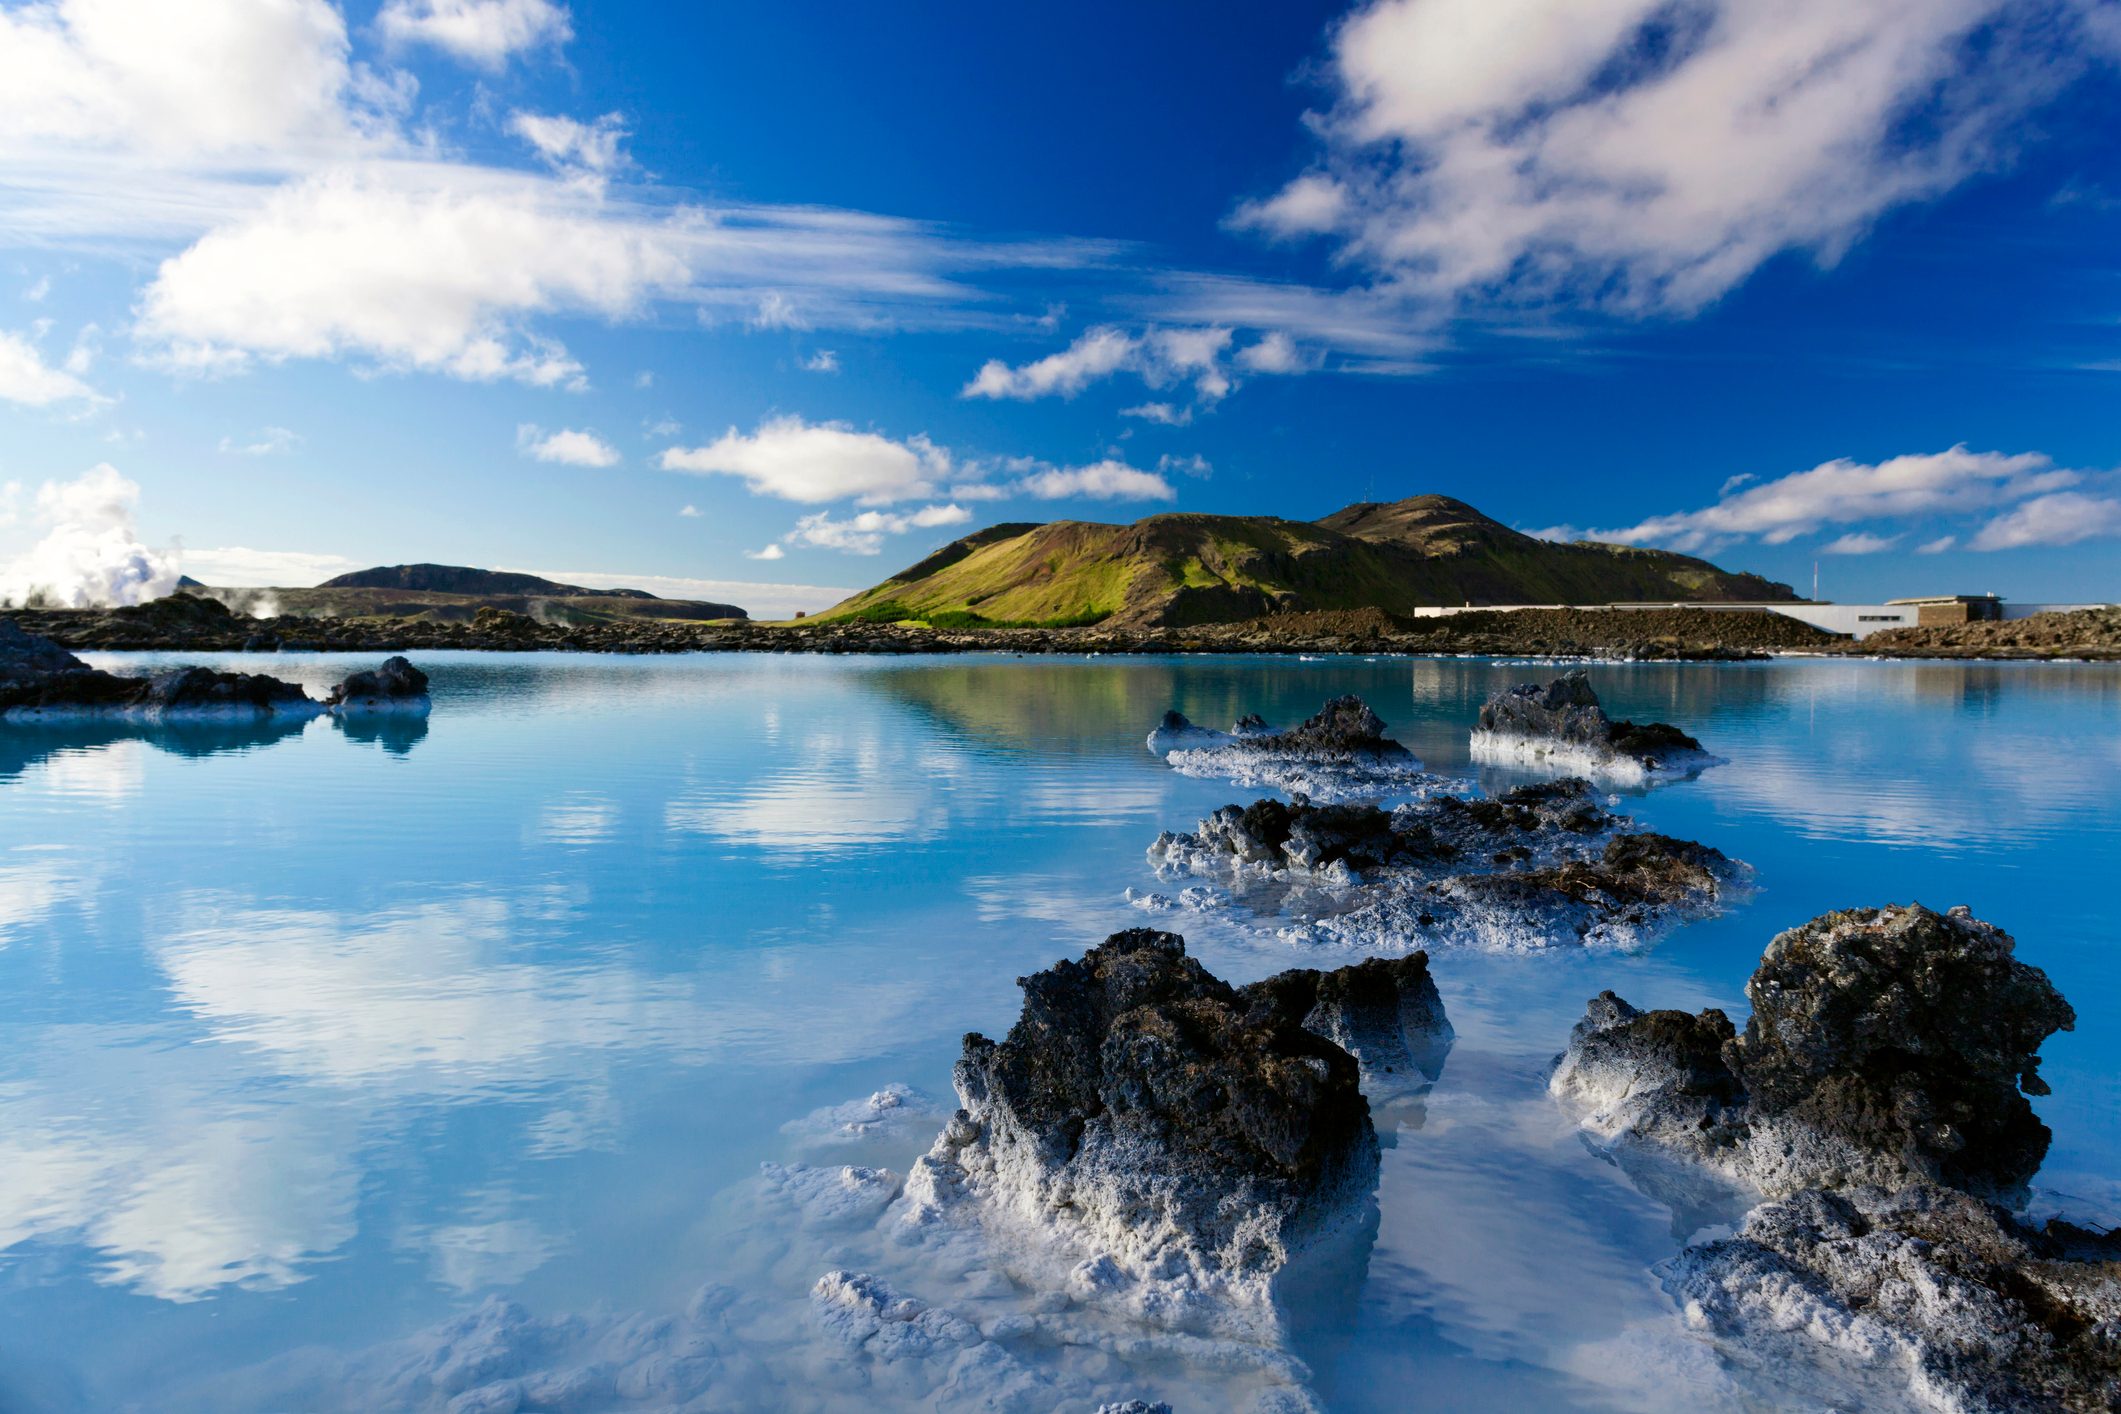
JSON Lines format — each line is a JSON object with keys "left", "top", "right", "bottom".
{"left": 1412, "top": 594, "right": 2109, "bottom": 641}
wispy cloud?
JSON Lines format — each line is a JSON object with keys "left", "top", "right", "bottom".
{"left": 1236, "top": 0, "right": 2114, "bottom": 319}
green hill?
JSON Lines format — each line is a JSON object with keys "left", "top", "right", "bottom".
{"left": 816, "top": 495, "right": 1795, "bottom": 629}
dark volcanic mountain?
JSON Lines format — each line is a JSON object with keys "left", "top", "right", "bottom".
{"left": 820, "top": 495, "right": 1795, "bottom": 629}
{"left": 320, "top": 564, "right": 658, "bottom": 599}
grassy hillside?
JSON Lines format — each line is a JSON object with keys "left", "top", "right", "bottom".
{"left": 818, "top": 495, "right": 1794, "bottom": 629}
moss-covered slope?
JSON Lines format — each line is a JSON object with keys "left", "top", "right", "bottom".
{"left": 818, "top": 495, "right": 1794, "bottom": 628}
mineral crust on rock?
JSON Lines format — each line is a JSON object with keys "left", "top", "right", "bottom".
{"left": 1665, "top": 1183, "right": 2121, "bottom": 1414}
{"left": 326, "top": 655, "right": 431, "bottom": 714}
{"left": 1, "top": 618, "right": 320, "bottom": 721}
{"left": 1149, "top": 696, "right": 1435, "bottom": 802}
{"left": 1552, "top": 903, "right": 2075, "bottom": 1202}
{"left": 1151, "top": 778, "right": 1740, "bottom": 951}
{"left": 1470, "top": 670, "right": 1717, "bottom": 781}
{"left": 1552, "top": 903, "right": 2103, "bottom": 1414}
{"left": 902, "top": 929, "right": 1388, "bottom": 1326}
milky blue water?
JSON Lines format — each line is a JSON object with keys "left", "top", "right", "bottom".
{"left": 0, "top": 653, "right": 2115, "bottom": 1412}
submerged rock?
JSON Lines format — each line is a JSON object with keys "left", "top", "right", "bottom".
{"left": 903, "top": 929, "right": 1384, "bottom": 1322}
{"left": 1469, "top": 670, "right": 1715, "bottom": 781}
{"left": 1153, "top": 779, "right": 1739, "bottom": 952}
{"left": 1552, "top": 903, "right": 2076, "bottom": 1202}
{"left": 326, "top": 656, "right": 431, "bottom": 714}
{"left": 1665, "top": 1183, "right": 2121, "bottom": 1414}
{"left": 1, "top": 618, "right": 320, "bottom": 721}
{"left": 1150, "top": 696, "right": 1433, "bottom": 802}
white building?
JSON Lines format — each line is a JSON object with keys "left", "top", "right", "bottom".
{"left": 1410, "top": 595, "right": 2111, "bottom": 641}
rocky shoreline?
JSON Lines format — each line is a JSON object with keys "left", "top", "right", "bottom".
{"left": 13, "top": 594, "right": 2120, "bottom": 659}
{"left": 0, "top": 596, "right": 1817, "bottom": 659}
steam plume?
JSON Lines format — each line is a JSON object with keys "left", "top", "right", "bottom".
{"left": 0, "top": 465, "right": 181, "bottom": 608}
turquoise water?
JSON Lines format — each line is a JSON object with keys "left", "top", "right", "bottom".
{"left": 0, "top": 653, "right": 2115, "bottom": 1411}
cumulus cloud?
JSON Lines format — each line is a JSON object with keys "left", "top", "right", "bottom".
{"left": 1234, "top": 331, "right": 1318, "bottom": 374}
{"left": 1918, "top": 535, "right": 1958, "bottom": 554}
{"left": 509, "top": 111, "right": 627, "bottom": 173}
{"left": 0, "top": 464, "right": 180, "bottom": 608}
{"left": 1240, "top": 0, "right": 2109, "bottom": 316}
{"left": 518, "top": 424, "right": 620, "bottom": 468}
{"left": 376, "top": 0, "right": 572, "bottom": 68}
{"left": 1011, "top": 460, "right": 1175, "bottom": 502}
{"left": 962, "top": 324, "right": 1249, "bottom": 406}
{"left": 660, "top": 415, "right": 951, "bottom": 505}
{"left": 218, "top": 426, "right": 301, "bottom": 456}
{"left": 802, "top": 349, "right": 839, "bottom": 373}
{"left": 134, "top": 166, "right": 692, "bottom": 386}
{"left": 784, "top": 504, "right": 973, "bottom": 555}
{"left": 1598, "top": 446, "right": 2078, "bottom": 552}
{"left": 744, "top": 543, "right": 783, "bottom": 560}
{"left": 0, "top": 329, "right": 98, "bottom": 405}
{"left": 678, "top": 504, "right": 701, "bottom": 518}
{"left": 1970, "top": 491, "right": 2121, "bottom": 550}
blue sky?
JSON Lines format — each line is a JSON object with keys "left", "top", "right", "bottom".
{"left": 3, "top": 0, "right": 2121, "bottom": 616}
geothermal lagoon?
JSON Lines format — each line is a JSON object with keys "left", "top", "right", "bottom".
{"left": 1, "top": 652, "right": 2116, "bottom": 1412}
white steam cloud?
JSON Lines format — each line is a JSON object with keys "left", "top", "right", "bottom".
{"left": 0, "top": 465, "right": 181, "bottom": 608}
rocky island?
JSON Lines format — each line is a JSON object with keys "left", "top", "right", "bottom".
{"left": 1, "top": 618, "right": 427, "bottom": 725}
{"left": 900, "top": 930, "right": 1449, "bottom": 1329}
{"left": 1469, "top": 670, "right": 1718, "bottom": 781}
{"left": 1149, "top": 777, "right": 1741, "bottom": 951}
{"left": 1550, "top": 903, "right": 2115, "bottom": 1410}
{"left": 1148, "top": 695, "right": 1434, "bottom": 801}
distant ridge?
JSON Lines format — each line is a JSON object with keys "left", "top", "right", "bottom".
{"left": 820, "top": 494, "right": 1795, "bottom": 629}
{"left": 320, "top": 563, "right": 658, "bottom": 599}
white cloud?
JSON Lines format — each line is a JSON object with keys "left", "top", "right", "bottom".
{"left": 518, "top": 424, "right": 619, "bottom": 468}
{"left": 0, "top": 0, "right": 373, "bottom": 172}
{"left": 0, "top": 329, "right": 98, "bottom": 405}
{"left": 1970, "top": 491, "right": 2121, "bottom": 550}
{"left": 784, "top": 504, "right": 972, "bottom": 555}
{"left": 135, "top": 166, "right": 690, "bottom": 386}
{"left": 1011, "top": 460, "right": 1175, "bottom": 502}
{"left": 748, "top": 292, "right": 807, "bottom": 330}
{"left": 1241, "top": 0, "right": 2107, "bottom": 316}
{"left": 1157, "top": 452, "right": 1213, "bottom": 480}
{"left": 660, "top": 415, "right": 951, "bottom": 505}
{"left": 1234, "top": 331, "right": 1317, "bottom": 374}
{"left": 23, "top": 275, "right": 50, "bottom": 302}
{"left": 962, "top": 325, "right": 1238, "bottom": 405}
{"left": 1917, "top": 535, "right": 1957, "bottom": 554}
{"left": 744, "top": 543, "right": 784, "bottom": 560}
{"left": 1598, "top": 446, "right": 2078, "bottom": 552}
{"left": 1121, "top": 401, "right": 1191, "bottom": 426}
{"left": 0, "top": 2, "right": 1110, "bottom": 388}
{"left": 0, "top": 464, "right": 180, "bottom": 607}
{"left": 376, "top": 0, "right": 572, "bottom": 68}
{"left": 1820, "top": 531, "right": 1899, "bottom": 554}
{"left": 677, "top": 504, "right": 701, "bottom": 518}
{"left": 217, "top": 426, "right": 301, "bottom": 456}
{"left": 803, "top": 349, "right": 839, "bottom": 373}
{"left": 509, "top": 111, "right": 627, "bottom": 173}
{"left": 183, "top": 546, "right": 359, "bottom": 586}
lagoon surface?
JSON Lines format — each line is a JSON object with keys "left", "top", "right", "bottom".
{"left": 2, "top": 653, "right": 2117, "bottom": 1412}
